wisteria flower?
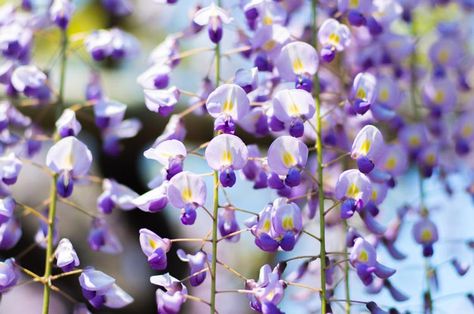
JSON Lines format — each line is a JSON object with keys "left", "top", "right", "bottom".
{"left": 0, "top": 258, "right": 18, "bottom": 293}
{"left": 335, "top": 169, "right": 372, "bottom": 219}
{"left": 46, "top": 137, "right": 93, "bottom": 198}
{"left": 143, "top": 87, "right": 180, "bottom": 116}
{"left": 150, "top": 273, "right": 187, "bottom": 314}
{"left": 133, "top": 182, "right": 168, "bottom": 213}
{"left": 11, "top": 65, "right": 50, "bottom": 101}
{"left": 271, "top": 198, "right": 303, "bottom": 251}
{"left": 318, "top": 18, "right": 351, "bottom": 62}
{"left": 88, "top": 218, "right": 122, "bottom": 254}
{"left": 56, "top": 109, "right": 81, "bottom": 138}
{"left": 218, "top": 205, "right": 240, "bottom": 242}
{"left": 276, "top": 41, "right": 319, "bottom": 88}
{"left": 97, "top": 179, "right": 139, "bottom": 214}
{"left": 0, "top": 153, "right": 22, "bottom": 185}
{"left": 144, "top": 139, "right": 186, "bottom": 180}
{"left": 193, "top": 2, "right": 233, "bottom": 43}
{"left": 139, "top": 228, "right": 171, "bottom": 270}
{"left": 93, "top": 98, "right": 126, "bottom": 129}
{"left": 177, "top": 249, "right": 208, "bottom": 287}
{"left": 413, "top": 217, "right": 438, "bottom": 257}
{"left": 351, "top": 125, "right": 385, "bottom": 174}
{"left": 205, "top": 134, "right": 248, "bottom": 187}
{"left": 54, "top": 238, "right": 80, "bottom": 272}
{"left": 351, "top": 72, "right": 376, "bottom": 115}
{"left": 49, "top": 0, "right": 75, "bottom": 29}
{"left": 246, "top": 264, "right": 285, "bottom": 313}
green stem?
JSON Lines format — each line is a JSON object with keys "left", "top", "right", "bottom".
{"left": 311, "top": 1, "right": 327, "bottom": 313}
{"left": 42, "top": 29, "right": 68, "bottom": 314}
{"left": 343, "top": 221, "right": 351, "bottom": 314}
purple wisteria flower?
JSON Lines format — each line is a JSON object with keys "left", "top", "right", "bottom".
{"left": 88, "top": 218, "right": 122, "bottom": 254}
{"left": 54, "top": 238, "right": 80, "bottom": 272}
{"left": 46, "top": 137, "right": 93, "bottom": 198}
{"left": 85, "top": 28, "right": 139, "bottom": 61}
{"left": 143, "top": 87, "right": 180, "bottom": 116}
{"left": 272, "top": 88, "right": 315, "bottom": 137}
{"left": 93, "top": 98, "right": 126, "bottom": 130}
{"left": 350, "top": 237, "right": 396, "bottom": 285}
{"left": 144, "top": 139, "right": 186, "bottom": 180}
{"left": 0, "top": 258, "right": 18, "bottom": 293}
{"left": 11, "top": 65, "right": 50, "bottom": 102}
{"left": 453, "top": 113, "right": 474, "bottom": 155}
{"left": 246, "top": 264, "right": 285, "bottom": 313}
{"left": 193, "top": 2, "right": 233, "bottom": 43}
{"left": 351, "top": 125, "right": 385, "bottom": 174}
{"left": 0, "top": 217, "right": 22, "bottom": 250}
{"left": 372, "top": 75, "right": 402, "bottom": 121}
{"left": 218, "top": 205, "right": 240, "bottom": 242}
{"left": 350, "top": 72, "right": 376, "bottom": 115}
{"left": 335, "top": 169, "right": 372, "bottom": 219}
{"left": 267, "top": 136, "right": 308, "bottom": 188}
{"left": 133, "top": 182, "right": 168, "bottom": 213}
{"left": 139, "top": 228, "right": 171, "bottom": 270}
{"left": 318, "top": 18, "right": 351, "bottom": 62}
{"left": 0, "top": 153, "right": 21, "bottom": 185}
{"left": 338, "top": 0, "right": 373, "bottom": 26}
{"left": 0, "top": 197, "right": 14, "bottom": 224}
{"left": 79, "top": 268, "right": 133, "bottom": 309}
{"left": 150, "top": 273, "right": 187, "bottom": 314}
{"left": 97, "top": 179, "right": 138, "bottom": 214}
{"left": 49, "top": 0, "right": 74, "bottom": 29}
{"left": 205, "top": 134, "right": 248, "bottom": 187}
{"left": 56, "top": 109, "right": 81, "bottom": 138}
{"left": 167, "top": 171, "right": 206, "bottom": 225}
{"left": 413, "top": 217, "right": 438, "bottom": 257}
{"left": 177, "top": 249, "right": 208, "bottom": 287}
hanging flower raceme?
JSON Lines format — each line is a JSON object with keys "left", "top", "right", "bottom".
{"left": 0, "top": 153, "right": 22, "bottom": 185}
{"left": 79, "top": 268, "right": 133, "bottom": 309}
{"left": 0, "top": 258, "right": 18, "bottom": 293}
{"left": 272, "top": 88, "right": 315, "bottom": 138}
{"left": 167, "top": 171, "right": 206, "bottom": 225}
{"left": 46, "top": 137, "right": 93, "bottom": 198}
{"left": 318, "top": 18, "right": 351, "bottom": 62}
{"left": 97, "top": 179, "right": 139, "bottom": 214}
{"left": 193, "top": 2, "right": 233, "bottom": 44}
{"left": 335, "top": 169, "right": 372, "bottom": 219}
{"left": 246, "top": 264, "right": 285, "bottom": 314}
{"left": 350, "top": 237, "right": 396, "bottom": 286}
{"left": 413, "top": 217, "right": 438, "bottom": 257}
{"left": 276, "top": 41, "right": 319, "bottom": 92}
{"left": 350, "top": 72, "right": 376, "bottom": 115}
{"left": 49, "top": 0, "right": 75, "bottom": 29}
{"left": 54, "top": 238, "right": 80, "bottom": 272}
{"left": 267, "top": 136, "right": 308, "bottom": 188}
{"left": 11, "top": 65, "right": 50, "bottom": 102}
{"left": 205, "top": 134, "right": 248, "bottom": 187}
{"left": 351, "top": 125, "right": 385, "bottom": 174}
{"left": 144, "top": 139, "right": 186, "bottom": 180}
{"left": 55, "top": 109, "right": 81, "bottom": 138}
{"left": 139, "top": 228, "right": 171, "bottom": 270}
{"left": 206, "top": 84, "right": 250, "bottom": 134}
{"left": 177, "top": 249, "right": 208, "bottom": 287}
{"left": 150, "top": 274, "right": 187, "bottom": 314}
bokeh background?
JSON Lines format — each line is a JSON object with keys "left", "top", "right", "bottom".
{"left": 0, "top": 0, "right": 473, "bottom": 313}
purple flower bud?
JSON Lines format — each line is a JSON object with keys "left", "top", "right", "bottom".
{"left": 451, "top": 258, "right": 470, "bottom": 276}
{"left": 366, "top": 301, "right": 387, "bottom": 314}
{"left": 177, "top": 249, "right": 208, "bottom": 286}
{"left": 56, "top": 109, "right": 81, "bottom": 138}
{"left": 347, "top": 10, "right": 366, "bottom": 26}
{"left": 193, "top": 3, "right": 232, "bottom": 44}
{"left": 49, "top": 0, "right": 75, "bottom": 29}
{"left": 218, "top": 206, "right": 240, "bottom": 242}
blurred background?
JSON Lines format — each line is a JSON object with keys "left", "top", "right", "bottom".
{"left": 0, "top": 0, "right": 473, "bottom": 313}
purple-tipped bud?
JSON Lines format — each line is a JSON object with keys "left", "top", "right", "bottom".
{"left": 57, "top": 170, "right": 74, "bottom": 198}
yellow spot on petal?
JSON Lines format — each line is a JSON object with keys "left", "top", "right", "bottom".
{"left": 149, "top": 239, "right": 158, "bottom": 250}
{"left": 282, "top": 151, "right": 296, "bottom": 168}
{"left": 409, "top": 136, "right": 420, "bottom": 147}
{"left": 379, "top": 88, "right": 389, "bottom": 103}
{"left": 358, "top": 250, "right": 369, "bottom": 262}
{"left": 371, "top": 190, "right": 378, "bottom": 201}
{"left": 360, "top": 139, "right": 372, "bottom": 155}
{"left": 221, "top": 150, "right": 233, "bottom": 165}
{"left": 356, "top": 88, "right": 366, "bottom": 100}
{"left": 425, "top": 153, "right": 436, "bottom": 165}
{"left": 292, "top": 58, "right": 304, "bottom": 74}
{"left": 182, "top": 188, "right": 192, "bottom": 202}
{"left": 263, "top": 40, "right": 276, "bottom": 51}
{"left": 223, "top": 100, "right": 234, "bottom": 113}
{"left": 385, "top": 157, "right": 397, "bottom": 170}
{"left": 282, "top": 216, "right": 294, "bottom": 230}
{"left": 434, "top": 90, "right": 445, "bottom": 104}
{"left": 328, "top": 33, "right": 340, "bottom": 45}
{"left": 462, "top": 125, "right": 473, "bottom": 137}
{"left": 263, "top": 15, "right": 273, "bottom": 25}
{"left": 347, "top": 183, "right": 360, "bottom": 198}
{"left": 438, "top": 49, "right": 449, "bottom": 64}
{"left": 263, "top": 219, "right": 271, "bottom": 233}
{"left": 421, "top": 229, "right": 432, "bottom": 242}
{"left": 288, "top": 103, "right": 300, "bottom": 116}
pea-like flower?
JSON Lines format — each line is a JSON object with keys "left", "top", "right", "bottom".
{"left": 206, "top": 84, "right": 250, "bottom": 134}
{"left": 318, "top": 18, "right": 351, "bottom": 62}
{"left": 205, "top": 134, "right": 248, "bottom": 187}
{"left": 49, "top": 0, "right": 75, "bottom": 29}
{"left": 133, "top": 182, "right": 168, "bottom": 213}
{"left": 351, "top": 125, "right": 384, "bottom": 174}
{"left": 79, "top": 268, "right": 133, "bottom": 309}
{"left": 88, "top": 218, "right": 122, "bottom": 254}
{"left": 218, "top": 205, "right": 240, "bottom": 242}
{"left": 93, "top": 98, "right": 126, "bottom": 129}
{"left": 150, "top": 273, "right": 187, "bottom": 314}
{"left": 167, "top": 171, "right": 206, "bottom": 225}
{"left": 0, "top": 258, "right": 18, "bottom": 293}
{"left": 271, "top": 198, "right": 303, "bottom": 251}
{"left": 85, "top": 28, "right": 139, "bottom": 61}
{"left": 54, "top": 238, "right": 80, "bottom": 272}
{"left": 350, "top": 237, "right": 395, "bottom": 285}
{"left": 97, "top": 179, "right": 139, "bottom": 214}
{"left": 335, "top": 169, "right": 372, "bottom": 219}
{"left": 234, "top": 67, "right": 258, "bottom": 93}
{"left": 453, "top": 113, "right": 474, "bottom": 155}
{"left": 177, "top": 249, "right": 208, "bottom": 287}
{"left": 272, "top": 88, "right": 315, "bottom": 138}
{"left": 246, "top": 264, "right": 285, "bottom": 313}
{"left": 413, "top": 217, "right": 438, "bottom": 257}
{"left": 276, "top": 41, "right": 319, "bottom": 91}
{"left": 102, "top": 118, "right": 142, "bottom": 156}
{"left": 267, "top": 136, "right": 308, "bottom": 187}
{"left": 46, "top": 137, "right": 93, "bottom": 198}
{"left": 139, "top": 228, "right": 171, "bottom": 270}
{"left": 372, "top": 76, "right": 402, "bottom": 121}
{"left": 137, "top": 63, "right": 171, "bottom": 90}
{"left": 143, "top": 87, "right": 180, "bottom": 116}
{"left": 0, "top": 197, "right": 14, "bottom": 225}
{"left": 351, "top": 72, "right": 376, "bottom": 115}
{"left": 0, "top": 153, "right": 22, "bottom": 185}
{"left": 398, "top": 124, "right": 428, "bottom": 158}
{"left": 422, "top": 77, "right": 457, "bottom": 117}
{"left": 144, "top": 139, "right": 187, "bottom": 180}
{"left": 0, "top": 217, "right": 22, "bottom": 250}
{"left": 11, "top": 65, "right": 50, "bottom": 102}
{"left": 193, "top": 2, "right": 233, "bottom": 44}
{"left": 338, "top": 0, "right": 372, "bottom": 26}
{"left": 56, "top": 109, "right": 81, "bottom": 138}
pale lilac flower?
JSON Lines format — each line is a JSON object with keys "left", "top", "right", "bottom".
{"left": 234, "top": 67, "right": 258, "bottom": 93}
{"left": 167, "top": 171, "right": 206, "bottom": 225}
{"left": 54, "top": 238, "right": 80, "bottom": 272}
{"left": 351, "top": 125, "right": 385, "bottom": 174}
{"left": 351, "top": 72, "right": 376, "bottom": 115}
{"left": 205, "top": 134, "right": 248, "bottom": 187}
{"left": 0, "top": 217, "right": 22, "bottom": 249}
{"left": 398, "top": 124, "right": 428, "bottom": 157}
{"left": 11, "top": 65, "right": 49, "bottom": 101}
{"left": 422, "top": 77, "right": 457, "bottom": 116}
{"left": 0, "top": 258, "right": 18, "bottom": 293}
{"left": 193, "top": 3, "right": 233, "bottom": 43}
{"left": 97, "top": 179, "right": 139, "bottom": 214}
{"left": 143, "top": 87, "right": 180, "bottom": 116}
{"left": 0, "top": 153, "right": 22, "bottom": 185}
{"left": 372, "top": 76, "right": 402, "bottom": 121}
{"left": 139, "top": 228, "right": 171, "bottom": 270}
{"left": 252, "top": 25, "right": 290, "bottom": 61}
{"left": 272, "top": 88, "right": 315, "bottom": 137}
{"left": 218, "top": 206, "right": 240, "bottom": 242}
{"left": 177, "top": 249, "right": 208, "bottom": 286}
{"left": 101, "top": 0, "right": 133, "bottom": 16}
{"left": 154, "top": 114, "right": 186, "bottom": 145}
{"left": 413, "top": 217, "right": 438, "bottom": 257}
{"left": 338, "top": 0, "right": 373, "bottom": 26}
{"left": 246, "top": 264, "right": 285, "bottom": 313}
{"left": 276, "top": 41, "right": 319, "bottom": 84}
{"left": 133, "top": 182, "right": 168, "bottom": 213}
{"left": 93, "top": 98, "right": 126, "bottom": 129}
{"left": 318, "top": 18, "right": 351, "bottom": 62}
{"left": 144, "top": 139, "right": 186, "bottom": 180}
{"left": 102, "top": 118, "right": 141, "bottom": 156}
{"left": 429, "top": 37, "right": 462, "bottom": 70}
{"left": 85, "top": 30, "right": 113, "bottom": 61}
{"left": 250, "top": 204, "right": 279, "bottom": 252}
{"left": 56, "top": 109, "right": 81, "bottom": 138}
{"left": 271, "top": 198, "right": 302, "bottom": 251}
{"left": 453, "top": 112, "right": 474, "bottom": 155}
{"left": 335, "top": 169, "right": 372, "bottom": 219}
{"left": 137, "top": 63, "right": 171, "bottom": 90}
{"left": 150, "top": 273, "right": 187, "bottom": 314}
{"left": 49, "top": 0, "right": 74, "bottom": 29}
{"left": 148, "top": 35, "right": 180, "bottom": 66}
{"left": 46, "top": 137, "right": 92, "bottom": 198}
{"left": 0, "top": 197, "right": 14, "bottom": 224}
{"left": 88, "top": 218, "right": 122, "bottom": 254}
